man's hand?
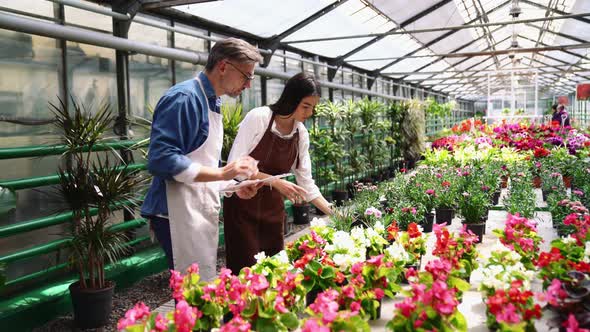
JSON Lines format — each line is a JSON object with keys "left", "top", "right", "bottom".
{"left": 222, "top": 156, "right": 259, "bottom": 181}
{"left": 271, "top": 179, "right": 308, "bottom": 204}
{"left": 236, "top": 182, "right": 263, "bottom": 199}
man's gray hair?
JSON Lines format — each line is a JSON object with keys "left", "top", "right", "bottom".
{"left": 205, "top": 37, "right": 262, "bottom": 71}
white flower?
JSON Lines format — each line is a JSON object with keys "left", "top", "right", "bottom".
{"left": 562, "top": 236, "right": 577, "bottom": 245}
{"left": 311, "top": 217, "right": 326, "bottom": 228}
{"left": 374, "top": 221, "right": 385, "bottom": 235}
{"left": 385, "top": 242, "right": 410, "bottom": 263}
{"left": 275, "top": 250, "right": 289, "bottom": 265}
{"left": 254, "top": 251, "right": 266, "bottom": 263}
{"left": 585, "top": 242, "right": 590, "bottom": 262}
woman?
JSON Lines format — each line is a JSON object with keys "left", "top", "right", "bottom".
{"left": 223, "top": 72, "right": 332, "bottom": 275}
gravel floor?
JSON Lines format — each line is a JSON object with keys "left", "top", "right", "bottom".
{"left": 33, "top": 216, "right": 315, "bottom": 332}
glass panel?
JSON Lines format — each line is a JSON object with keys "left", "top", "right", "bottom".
{"left": 241, "top": 75, "right": 262, "bottom": 111}
{"left": 0, "top": 0, "right": 55, "bottom": 19}
{"left": 175, "top": 0, "right": 333, "bottom": 38}
{"left": 66, "top": 41, "right": 118, "bottom": 112}
{"left": 64, "top": 3, "right": 112, "bottom": 32}
{"left": 128, "top": 17, "right": 173, "bottom": 132}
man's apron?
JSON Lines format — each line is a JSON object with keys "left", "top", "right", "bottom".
{"left": 165, "top": 77, "right": 222, "bottom": 281}
{"left": 223, "top": 112, "right": 299, "bottom": 275}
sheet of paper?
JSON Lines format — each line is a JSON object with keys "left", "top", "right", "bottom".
{"left": 219, "top": 173, "right": 292, "bottom": 193}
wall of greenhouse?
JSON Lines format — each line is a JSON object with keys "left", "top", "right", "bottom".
{"left": 0, "top": 1, "right": 475, "bottom": 327}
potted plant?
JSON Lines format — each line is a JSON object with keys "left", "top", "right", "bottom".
{"left": 458, "top": 187, "right": 490, "bottom": 243}
{"left": 51, "top": 100, "right": 146, "bottom": 329}
{"left": 433, "top": 175, "right": 457, "bottom": 225}
{"left": 399, "top": 99, "right": 425, "bottom": 170}
{"left": 302, "top": 289, "right": 371, "bottom": 332}
{"left": 221, "top": 103, "right": 244, "bottom": 164}
{"left": 484, "top": 280, "right": 543, "bottom": 332}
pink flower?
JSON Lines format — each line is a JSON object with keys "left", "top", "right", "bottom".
{"left": 274, "top": 296, "right": 288, "bottom": 314}
{"left": 220, "top": 316, "right": 252, "bottom": 332}
{"left": 154, "top": 313, "right": 168, "bottom": 331}
{"left": 546, "top": 279, "right": 567, "bottom": 306}
{"left": 174, "top": 300, "right": 199, "bottom": 332}
{"left": 351, "top": 262, "right": 363, "bottom": 275}
{"left": 395, "top": 299, "right": 416, "bottom": 317}
{"left": 374, "top": 288, "right": 385, "bottom": 300}
{"left": 367, "top": 254, "right": 384, "bottom": 266}
{"left": 350, "top": 301, "right": 361, "bottom": 313}
{"left": 496, "top": 303, "right": 521, "bottom": 324}
{"left": 186, "top": 263, "right": 200, "bottom": 275}
{"left": 302, "top": 318, "right": 330, "bottom": 332}
{"left": 425, "top": 189, "right": 435, "bottom": 195}
{"left": 563, "top": 314, "right": 590, "bottom": 332}
{"left": 365, "top": 207, "right": 382, "bottom": 218}
{"left": 117, "top": 302, "right": 151, "bottom": 330}
{"left": 169, "top": 270, "right": 185, "bottom": 301}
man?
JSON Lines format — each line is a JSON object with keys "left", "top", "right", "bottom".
{"left": 141, "top": 38, "right": 263, "bottom": 281}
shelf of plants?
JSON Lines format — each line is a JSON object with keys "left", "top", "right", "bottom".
{"left": 117, "top": 119, "right": 590, "bottom": 331}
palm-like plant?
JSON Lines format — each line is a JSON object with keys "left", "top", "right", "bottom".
{"left": 400, "top": 99, "right": 426, "bottom": 168}
{"left": 52, "top": 98, "right": 146, "bottom": 290}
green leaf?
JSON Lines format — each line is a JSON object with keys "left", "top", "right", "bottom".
{"left": 0, "top": 187, "right": 17, "bottom": 216}
{"left": 280, "top": 312, "right": 299, "bottom": 330}
{"left": 320, "top": 266, "right": 335, "bottom": 279}
{"left": 255, "top": 317, "right": 280, "bottom": 332}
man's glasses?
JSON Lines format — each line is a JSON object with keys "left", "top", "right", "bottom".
{"left": 226, "top": 61, "right": 255, "bottom": 82}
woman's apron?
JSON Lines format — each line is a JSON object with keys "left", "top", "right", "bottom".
{"left": 223, "top": 113, "right": 299, "bottom": 275}
{"left": 165, "top": 77, "right": 222, "bottom": 281}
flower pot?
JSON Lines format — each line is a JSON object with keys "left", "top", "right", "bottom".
{"left": 422, "top": 212, "right": 434, "bottom": 233}
{"left": 532, "top": 176, "right": 542, "bottom": 188}
{"left": 492, "top": 191, "right": 501, "bottom": 205}
{"left": 346, "top": 182, "right": 356, "bottom": 200}
{"left": 563, "top": 175, "right": 573, "bottom": 188}
{"left": 292, "top": 203, "right": 310, "bottom": 225}
{"left": 69, "top": 280, "right": 115, "bottom": 329}
{"left": 435, "top": 208, "right": 453, "bottom": 225}
{"left": 306, "top": 288, "right": 321, "bottom": 307}
{"left": 332, "top": 190, "right": 348, "bottom": 207}
{"left": 463, "top": 222, "right": 485, "bottom": 243}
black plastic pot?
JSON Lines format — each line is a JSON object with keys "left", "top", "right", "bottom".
{"left": 464, "top": 222, "right": 485, "bottom": 243}
{"left": 306, "top": 288, "right": 321, "bottom": 307}
{"left": 69, "top": 280, "right": 115, "bottom": 329}
{"left": 423, "top": 212, "right": 434, "bottom": 233}
{"left": 492, "top": 191, "right": 501, "bottom": 205}
{"left": 435, "top": 208, "right": 454, "bottom": 225}
{"left": 293, "top": 203, "right": 310, "bottom": 225}
{"left": 332, "top": 190, "right": 349, "bottom": 207}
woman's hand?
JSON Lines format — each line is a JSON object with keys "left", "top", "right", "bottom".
{"left": 271, "top": 179, "right": 308, "bottom": 204}
{"left": 235, "top": 182, "right": 263, "bottom": 199}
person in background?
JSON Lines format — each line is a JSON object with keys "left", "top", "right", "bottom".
{"left": 140, "top": 38, "right": 263, "bottom": 281}
{"left": 550, "top": 103, "right": 559, "bottom": 123}
{"left": 222, "top": 72, "right": 333, "bottom": 275}
{"left": 557, "top": 104, "right": 571, "bottom": 127}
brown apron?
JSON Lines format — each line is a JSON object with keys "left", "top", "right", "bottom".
{"left": 223, "top": 112, "right": 299, "bottom": 275}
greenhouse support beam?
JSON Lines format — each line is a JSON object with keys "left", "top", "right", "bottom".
{"left": 0, "top": 200, "right": 132, "bottom": 238}
{"left": 0, "top": 11, "right": 404, "bottom": 101}
{"left": 346, "top": 42, "right": 590, "bottom": 61}
{"left": 0, "top": 140, "right": 142, "bottom": 160}
{"left": 284, "top": 12, "right": 590, "bottom": 44}
{"left": 0, "top": 163, "right": 146, "bottom": 191}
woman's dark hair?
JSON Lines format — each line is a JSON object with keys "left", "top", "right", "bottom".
{"left": 552, "top": 104, "right": 558, "bottom": 111}
{"left": 269, "top": 72, "right": 321, "bottom": 116}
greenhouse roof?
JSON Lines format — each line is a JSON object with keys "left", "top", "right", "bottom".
{"left": 155, "top": 0, "right": 589, "bottom": 99}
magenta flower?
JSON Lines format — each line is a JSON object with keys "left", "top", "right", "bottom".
{"left": 563, "top": 314, "right": 590, "bottom": 332}
{"left": 496, "top": 303, "right": 520, "bottom": 324}
{"left": 425, "top": 189, "right": 435, "bottom": 195}
{"left": 117, "top": 302, "right": 151, "bottom": 330}
{"left": 302, "top": 318, "right": 330, "bottom": 332}
{"left": 174, "top": 300, "right": 199, "bottom": 332}
{"left": 169, "top": 269, "right": 185, "bottom": 301}
{"left": 154, "top": 313, "right": 168, "bottom": 331}
{"left": 274, "top": 295, "right": 288, "bottom": 314}
{"left": 220, "top": 316, "right": 253, "bottom": 332}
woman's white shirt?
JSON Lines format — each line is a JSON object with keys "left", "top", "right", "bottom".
{"left": 227, "top": 106, "right": 321, "bottom": 202}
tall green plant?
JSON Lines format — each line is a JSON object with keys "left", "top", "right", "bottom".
{"left": 221, "top": 103, "right": 244, "bottom": 163}
{"left": 400, "top": 99, "right": 425, "bottom": 167}
{"left": 51, "top": 98, "right": 146, "bottom": 289}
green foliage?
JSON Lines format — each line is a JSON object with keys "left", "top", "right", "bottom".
{"left": 51, "top": 98, "right": 147, "bottom": 289}
{"left": 221, "top": 103, "right": 244, "bottom": 163}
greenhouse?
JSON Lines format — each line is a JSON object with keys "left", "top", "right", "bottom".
{"left": 1, "top": 0, "right": 590, "bottom": 331}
